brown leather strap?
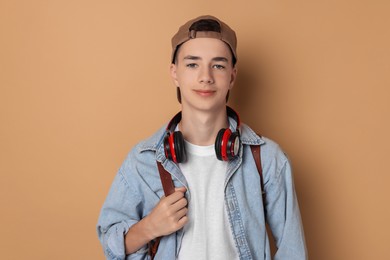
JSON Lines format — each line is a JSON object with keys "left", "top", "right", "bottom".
{"left": 250, "top": 145, "right": 266, "bottom": 204}
{"left": 148, "top": 239, "right": 159, "bottom": 259}
{"left": 157, "top": 162, "right": 175, "bottom": 196}
{"left": 149, "top": 162, "right": 176, "bottom": 259}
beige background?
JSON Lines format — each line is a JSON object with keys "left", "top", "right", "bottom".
{"left": 1, "top": 0, "right": 389, "bottom": 259}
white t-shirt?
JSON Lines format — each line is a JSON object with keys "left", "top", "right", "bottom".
{"left": 177, "top": 141, "right": 239, "bottom": 260}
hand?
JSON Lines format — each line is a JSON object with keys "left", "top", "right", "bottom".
{"left": 145, "top": 187, "right": 188, "bottom": 239}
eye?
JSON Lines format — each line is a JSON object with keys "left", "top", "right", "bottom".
{"left": 186, "top": 63, "right": 198, "bottom": 68}
{"left": 213, "top": 64, "right": 225, "bottom": 70}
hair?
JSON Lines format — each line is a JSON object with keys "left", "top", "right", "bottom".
{"left": 173, "top": 19, "right": 237, "bottom": 66}
{"left": 189, "top": 19, "right": 221, "bottom": 33}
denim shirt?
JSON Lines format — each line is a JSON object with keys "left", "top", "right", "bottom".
{"left": 97, "top": 120, "right": 307, "bottom": 260}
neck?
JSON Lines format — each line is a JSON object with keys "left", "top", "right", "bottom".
{"left": 179, "top": 106, "right": 229, "bottom": 146}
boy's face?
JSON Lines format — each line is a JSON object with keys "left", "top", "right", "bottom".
{"left": 170, "top": 38, "right": 237, "bottom": 113}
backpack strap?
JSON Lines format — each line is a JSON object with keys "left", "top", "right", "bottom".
{"left": 157, "top": 161, "right": 175, "bottom": 196}
{"left": 250, "top": 145, "right": 266, "bottom": 204}
{"left": 148, "top": 161, "right": 175, "bottom": 260}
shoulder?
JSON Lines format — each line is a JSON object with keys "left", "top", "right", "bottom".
{"left": 241, "top": 123, "right": 290, "bottom": 181}
{"left": 260, "top": 136, "right": 288, "bottom": 162}
{"left": 110, "top": 125, "right": 170, "bottom": 200}
{"left": 240, "top": 123, "right": 287, "bottom": 159}
{"left": 119, "top": 125, "right": 167, "bottom": 177}
{"left": 260, "top": 137, "right": 292, "bottom": 187}
{"left": 240, "top": 123, "right": 285, "bottom": 154}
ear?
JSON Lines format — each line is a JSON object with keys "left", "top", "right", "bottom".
{"left": 229, "top": 67, "right": 237, "bottom": 89}
{"left": 170, "top": 63, "right": 179, "bottom": 86}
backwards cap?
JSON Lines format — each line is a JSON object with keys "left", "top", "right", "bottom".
{"left": 171, "top": 15, "right": 237, "bottom": 64}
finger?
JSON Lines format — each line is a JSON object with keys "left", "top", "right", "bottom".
{"left": 176, "top": 215, "right": 188, "bottom": 229}
{"left": 175, "top": 186, "right": 187, "bottom": 193}
{"left": 170, "top": 197, "right": 187, "bottom": 212}
{"left": 175, "top": 186, "right": 187, "bottom": 194}
{"left": 160, "top": 187, "right": 186, "bottom": 202}
{"left": 174, "top": 206, "right": 188, "bottom": 219}
{"left": 164, "top": 189, "right": 186, "bottom": 204}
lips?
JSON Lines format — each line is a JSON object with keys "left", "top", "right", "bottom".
{"left": 193, "top": 89, "right": 216, "bottom": 97}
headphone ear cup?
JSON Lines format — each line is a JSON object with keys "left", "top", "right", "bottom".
{"left": 215, "top": 128, "right": 226, "bottom": 161}
{"left": 173, "top": 131, "right": 186, "bottom": 163}
{"left": 227, "top": 131, "right": 240, "bottom": 160}
{"left": 164, "top": 133, "right": 173, "bottom": 161}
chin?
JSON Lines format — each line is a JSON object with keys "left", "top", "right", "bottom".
{"left": 183, "top": 101, "right": 226, "bottom": 113}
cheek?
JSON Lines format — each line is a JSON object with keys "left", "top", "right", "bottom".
{"left": 215, "top": 73, "right": 233, "bottom": 85}
{"left": 177, "top": 71, "right": 197, "bottom": 85}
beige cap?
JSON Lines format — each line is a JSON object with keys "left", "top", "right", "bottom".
{"left": 171, "top": 15, "right": 237, "bottom": 64}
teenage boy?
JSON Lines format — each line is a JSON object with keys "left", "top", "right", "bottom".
{"left": 97, "top": 15, "right": 307, "bottom": 260}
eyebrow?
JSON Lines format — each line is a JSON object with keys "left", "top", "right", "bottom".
{"left": 183, "top": 55, "right": 229, "bottom": 62}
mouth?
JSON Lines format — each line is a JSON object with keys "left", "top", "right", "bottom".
{"left": 193, "top": 89, "right": 216, "bottom": 97}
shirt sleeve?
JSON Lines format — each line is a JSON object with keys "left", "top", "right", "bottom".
{"left": 96, "top": 170, "right": 149, "bottom": 260}
{"left": 264, "top": 154, "right": 308, "bottom": 260}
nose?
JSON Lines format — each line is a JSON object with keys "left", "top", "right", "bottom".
{"left": 199, "top": 67, "right": 214, "bottom": 84}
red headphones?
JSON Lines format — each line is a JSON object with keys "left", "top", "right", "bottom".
{"left": 164, "top": 106, "right": 241, "bottom": 163}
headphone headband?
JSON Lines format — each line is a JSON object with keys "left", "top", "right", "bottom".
{"left": 166, "top": 111, "right": 182, "bottom": 133}
{"left": 226, "top": 106, "right": 240, "bottom": 129}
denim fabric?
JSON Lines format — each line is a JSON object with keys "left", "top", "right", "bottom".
{"left": 97, "top": 119, "right": 307, "bottom": 260}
